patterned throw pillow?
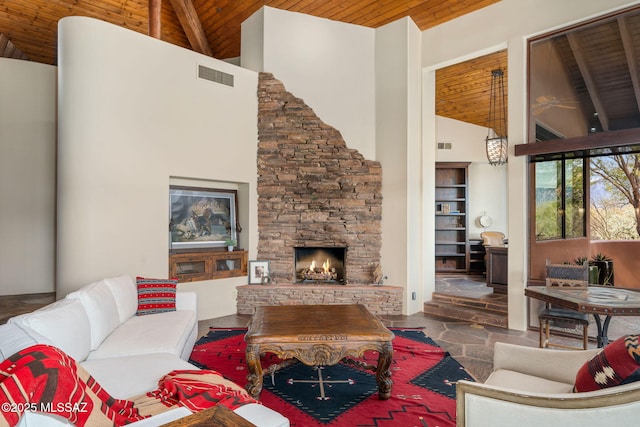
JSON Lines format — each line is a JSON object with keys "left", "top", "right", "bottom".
{"left": 135, "top": 276, "right": 178, "bottom": 316}
{"left": 574, "top": 334, "right": 640, "bottom": 392}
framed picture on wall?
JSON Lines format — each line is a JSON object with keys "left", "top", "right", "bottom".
{"left": 248, "top": 260, "right": 270, "bottom": 284}
{"left": 169, "top": 186, "right": 239, "bottom": 250}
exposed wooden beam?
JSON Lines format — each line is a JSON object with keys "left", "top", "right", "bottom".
{"left": 618, "top": 16, "right": 640, "bottom": 113}
{"left": 514, "top": 127, "right": 640, "bottom": 157}
{"left": 149, "top": 0, "right": 162, "bottom": 39}
{"left": 169, "top": 0, "right": 213, "bottom": 56}
{"left": 566, "top": 32, "right": 609, "bottom": 131}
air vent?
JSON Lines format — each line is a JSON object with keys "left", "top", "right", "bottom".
{"left": 437, "top": 142, "right": 452, "bottom": 150}
{"left": 198, "top": 65, "right": 234, "bottom": 87}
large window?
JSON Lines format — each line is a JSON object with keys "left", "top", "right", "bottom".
{"left": 523, "top": 6, "right": 640, "bottom": 290}
{"left": 535, "top": 159, "right": 585, "bottom": 240}
{"left": 590, "top": 154, "right": 640, "bottom": 240}
{"left": 526, "top": 5, "right": 640, "bottom": 243}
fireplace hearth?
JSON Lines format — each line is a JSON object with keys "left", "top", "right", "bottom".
{"left": 294, "top": 247, "right": 346, "bottom": 284}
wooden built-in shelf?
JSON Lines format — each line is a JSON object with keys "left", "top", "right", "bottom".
{"left": 169, "top": 250, "right": 247, "bottom": 283}
{"left": 435, "top": 162, "right": 471, "bottom": 273}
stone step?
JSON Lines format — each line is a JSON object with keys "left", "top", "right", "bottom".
{"left": 431, "top": 292, "right": 508, "bottom": 314}
{"left": 424, "top": 298, "right": 508, "bottom": 329}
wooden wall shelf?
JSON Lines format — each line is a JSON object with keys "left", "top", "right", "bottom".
{"left": 169, "top": 250, "right": 247, "bottom": 283}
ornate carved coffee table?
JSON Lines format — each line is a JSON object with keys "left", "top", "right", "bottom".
{"left": 244, "top": 304, "right": 394, "bottom": 400}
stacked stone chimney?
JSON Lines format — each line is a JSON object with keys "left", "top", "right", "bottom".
{"left": 257, "top": 73, "right": 382, "bottom": 284}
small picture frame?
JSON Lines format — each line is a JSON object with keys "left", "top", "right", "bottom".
{"left": 248, "top": 260, "right": 270, "bottom": 285}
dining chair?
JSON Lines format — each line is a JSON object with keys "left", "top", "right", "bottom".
{"left": 480, "top": 231, "right": 506, "bottom": 248}
{"left": 539, "top": 260, "right": 590, "bottom": 350}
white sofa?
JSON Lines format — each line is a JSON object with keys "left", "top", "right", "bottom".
{"left": 456, "top": 342, "right": 640, "bottom": 427}
{"left": 0, "top": 274, "right": 288, "bottom": 427}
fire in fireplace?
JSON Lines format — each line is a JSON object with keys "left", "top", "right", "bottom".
{"left": 294, "top": 247, "right": 346, "bottom": 284}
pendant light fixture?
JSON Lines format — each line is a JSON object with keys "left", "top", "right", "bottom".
{"left": 485, "top": 69, "right": 508, "bottom": 165}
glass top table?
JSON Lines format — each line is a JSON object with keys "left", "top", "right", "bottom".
{"left": 525, "top": 286, "right": 640, "bottom": 347}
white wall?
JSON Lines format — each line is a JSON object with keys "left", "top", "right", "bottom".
{"left": 0, "top": 58, "right": 56, "bottom": 295}
{"left": 57, "top": 17, "right": 259, "bottom": 320}
{"left": 436, "top": 116, "right": 508, "bottom": 239}
{"left": 375, "top": 18, "right": 423, "bottom": 314}
{"left": 241, "top": 6, "right": 376, "bottom": 159}
{"left": 240, "top": 7, "right": 264, "bottom": 73}
{"left": 422, "top": 0, "right": 639, "bottom": 330}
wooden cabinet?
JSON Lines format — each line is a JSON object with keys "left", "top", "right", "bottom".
{"left": 169, "top": 250, "right": 247, "bottom": 283}
{"left": 486, "top": 246, "right": 508, "bottom": 293}
{"left": 435, "top": 162, "right": 470, "bottom": 273}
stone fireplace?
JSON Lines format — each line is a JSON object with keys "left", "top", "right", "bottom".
{"left": 256, "top": 73, "right": 382, "bottom": 285}
{"left": 236, "top": 73, "right": 401, "bottom": 315}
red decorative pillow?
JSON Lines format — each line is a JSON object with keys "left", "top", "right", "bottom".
{"left": 136, "top": 276, "right": 177, "bottom": 316}
{"left": 574, "top": 334, "right": 640, "bottom": 392}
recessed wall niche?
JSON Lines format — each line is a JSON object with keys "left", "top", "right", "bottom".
{"left": 168, "top": 178, "right": 250, "bottom": 282}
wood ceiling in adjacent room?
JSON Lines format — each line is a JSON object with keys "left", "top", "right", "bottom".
{"left": 436, "top": 50, "right": 508, "bottom": 130}
{"left": 0, "top": 0, "right": 501, "bottom": 129}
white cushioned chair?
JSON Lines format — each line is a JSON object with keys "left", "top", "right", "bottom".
{"left": 456, "top": 342, "right": 640, "bottom": 427}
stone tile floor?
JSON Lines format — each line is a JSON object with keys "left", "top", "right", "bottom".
{"left": 3, "top": 277, "right": 640, "bottom": 383}
{"left": 0, "top": 293, "right": 56, "bottom": 325}
{"left": 201, "top": 309, "right": 640, "bottom": 383}
{"left": 199, "top": 276, "right": 640, "bottom": 382}
{"left": 199, "top": 311, "right": 535, "bottom": 383}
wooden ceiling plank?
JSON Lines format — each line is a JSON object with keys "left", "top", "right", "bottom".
{"left": 202, "top": 1, "right": 259, "bottom": 33}
{"left": 228, "top": 1, "right": 263, "bottom": 22}
{"left": 408, "top": 0, "right": 499, "bottom": 29}
{"left": 297, "top": 0, "right": 347, "bottom": 16}
{"left": 192, "top": 0, "right": 218, "bottom": 17}
{"left": 168, "top": 0, "right": 213, "bottom": 56}
{"left": 280, "top": 0, "right": 310, "bottom": 11}
{"left": 618, "top": 15, "right": 640, "bottom": 113}
{"left": 340, "top": 0, "right": 417, "bottom": 27}
{"left": 266, "top": 0, "right": 296, "bottom": 9}
{"left": 368, "top": 0, "right": 454, "bottom": 28}
{"left": 326, "top": 0, "right": 395, "bottom": 25}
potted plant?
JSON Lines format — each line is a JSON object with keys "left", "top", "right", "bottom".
{"left": 574, "top": 257, "right": 599, "bottom": 284}
{"left": 590, "top": 253, "right": 614, "bottom": 286}
{"left": 573, "top": 256, "right": 599, "bottom": 285}
{"left": 224, "top": 238, "right": 237, "bottom": 252}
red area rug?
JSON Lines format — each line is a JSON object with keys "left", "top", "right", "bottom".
{"left": 189, "top": 328, "right": 474, "bottom": 427}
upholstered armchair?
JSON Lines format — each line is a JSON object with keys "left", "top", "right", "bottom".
{"left": 456, "top": 342, "right": 640, "bottom": 427}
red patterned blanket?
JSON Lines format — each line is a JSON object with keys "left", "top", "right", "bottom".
{"left": 0, "top": 344, "right": 257, "bottom": 426}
